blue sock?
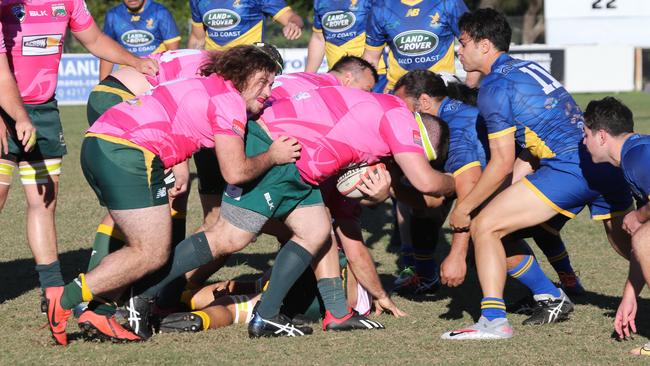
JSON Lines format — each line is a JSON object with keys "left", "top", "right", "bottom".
{"left": 400, "top": 243, "right": 415, "bottom": 268}
{"left": 533, "top": 231, "right": 575, "bottom": 275}
{"left": 481, "top": 297, "right": 506, "bottom": 320}
{"left": 508, "top": 255, "right": 561, "bottom": 297}
{"left": 414, "top": 248, "right": 438, "bottom": 280}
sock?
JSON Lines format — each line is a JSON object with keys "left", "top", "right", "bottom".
{"left": 481, "top": 297, "right": 506, "bottom": 320}
{"left": 192, "top": 311, "right": 210, "bottom": 330}
{"left": 180, "top": 290, "right": 196, "bottom": 310}
{"left": 400, "top": 243, "right": 415, "bottom": 268}
{"left": 61, "top": 274, "right": 93, "bottom": 310}
{"left": 134, "top": 232, "right": 213, "bottom": 298}
{"left": 171, "top": 210, "right": 187, "bottom": 246}
{"left": 257, "top": 240, "right": 313, "bottom": 319}
{"left": 87, "top": 299, "right": 116, "bottom": 316}
{"left": 532, "top": 228, "right": 575, "bottom": 275}
{"left": 87, "top": 224, "right": 125, "bottom": 272}
{"left": 411, "top": 215, "right": 440, "bottom": 280}
{"left": 156, "top": 277, "right": 188, "bottom": 309}
{"left": 35, "top": 260, "right": 64, "bottom": 289}
{"left": 317, "top": 277, "right": 349, "bottom": 318}
{"left": 508, "top": 255, "right": 561, "bottom": 298}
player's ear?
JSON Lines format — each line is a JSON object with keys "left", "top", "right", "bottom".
{"left": 597, "top": 129, "right": 608, "bottom": 145}
{"left": 479, "top": 38, "right": 491, "bottom": 54}
{"left": 343, "top": 71, "right": 354, "bottom": 86}
{"left": 418, "top": 94, "right": 433, "bottom": 112}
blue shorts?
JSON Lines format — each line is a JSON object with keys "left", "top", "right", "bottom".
{"left": 523, "top": 147, "right": 632, "bottom": 220}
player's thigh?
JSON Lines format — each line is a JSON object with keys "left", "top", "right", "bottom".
{"left": 284, "top": 204, "right": 332, "bottom": 250}
{"left": 109, "top": 205, "right": 172, "bottom": 259}
{"left": 473, "top": 180, "right": 559, "bottom": 239}
{"left": 20, "top": 158, "right": 61, "bottom": 208}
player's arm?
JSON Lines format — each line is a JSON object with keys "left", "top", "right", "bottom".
{"left": 0, "top": 54, "right": 34, "bottom": 152}
{"left": 440, "top": 165, "right": 481, "bottom": 287}
{"left": 615, "top": 255, "right": 645, "bottom": 340}
{"left": 273, "top": 8, "right": 304, "bottom": 40}
{"left": 305, "top": 30, "right": 325, "bottom": 72}
{"left": 188, "top": 23, "right": 206, "bottom": 49}
{"left": 449, "top": 133, "right": 515, "bottom": 230}
{"left": 214, "top": 134, "right": 300, "bottom": 185}
{"left": 99, "top": 59, "right": 114, "bottom": 81}
{"left": 362, "top": 47, "right": 382, "bottom": 69}
{"left": 393, "top": 152, "right": 455, "bottom": 197}
{"left": 72, "top": 23, "right": 158, "bottom": 76}
{"left": 362, "top": 3, "right": 385, "bottom": 69}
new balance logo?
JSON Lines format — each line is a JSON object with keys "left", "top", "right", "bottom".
{"left": 155, "top": 187, "right": 167, "bottom": 199}
{"left": 264, "top": 192, "right": 274, "bottom": 211}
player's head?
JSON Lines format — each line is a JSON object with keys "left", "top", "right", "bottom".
{"left": 123, "top": 0, "right": 146, "bottom": 12}
{"left": 253, "top": 42, "right": 284, "bottom": 74}
{"left": 200, "top": 45, "right": 281, "bottom": 116}
{"left": 417, "top": 112, "right": 450, "bottom": 164}
{"left": 329, "top": 56, "right": 378, "bottom": 92}
{"left": 583, "top": 97, "right": 634, "bottom": 163}
{"left": 394, "top": 70, "right": 477, "bottom": 113}
{"left": 457, "top": 8, "right": 511, "bottom": 73}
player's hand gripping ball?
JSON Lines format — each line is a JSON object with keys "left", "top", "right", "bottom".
{"left": 336, "top": 163, "right": 386, "bottom": 198}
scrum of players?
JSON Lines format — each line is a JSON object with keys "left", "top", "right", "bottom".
{"left": 1, "top": 0, "right": 650, "bottom": 357}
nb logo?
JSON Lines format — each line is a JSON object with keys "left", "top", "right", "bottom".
{"left": 405, "top": 8, "right": 420, "bottom": 17}
{"left": 155, "top": 187, "right": 167, "bottom": 199}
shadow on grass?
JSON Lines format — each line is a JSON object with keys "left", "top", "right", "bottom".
{"left": 0, "top": 248, "right": 92, "bottom": 303}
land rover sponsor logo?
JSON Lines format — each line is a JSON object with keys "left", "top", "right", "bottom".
{"left": 393, "top": 30, "right": 438, "bottom": 56}
{"left": 121, "top": 30, "right": 154, "bottom": 47}
{"left": 203, "top": 9, "right": 240, "bottom": 31}
{"left": 322, "top": 11, "right": 356, "bottom": 32}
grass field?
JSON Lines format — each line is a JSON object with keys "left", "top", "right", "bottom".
{"left": 2, "top": 92, "right": 650, "bottom": 365}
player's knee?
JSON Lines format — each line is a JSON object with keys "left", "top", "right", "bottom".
{"left": 145, "top": 244, "right": 172, "bottom": 272}
{"left": 294, "top": 222, "right": 331, "bottom": 248}
{"left": 470, "top": 214, "right": 503, "bottom": 242}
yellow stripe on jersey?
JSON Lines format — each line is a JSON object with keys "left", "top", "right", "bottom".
{"left": 487, "top": 126, "right": 516, "bottom": 140}
{"left": 86, "top": 133, "right": 156, "bottom": 186}
{"left": 324, "top": 32, "right": 366, "bottom": 69}
{"left": 151, "top": 43, "right": 168, "bottom": 55}
{"left": 524, "top": 127, "right": 556, "bottom": 159}
{"left": 453, "top": 161, "right": 481, "bottom": 178}
{"left": 205, "top": 22, "right": 263, "bottom": 51}
{"left": 592, "top": 207, "right": 632, "bottom": 221}
{"left": 522, "top": 177, "right": 577, "bottom": 219}
{"left": 163, "top": 36, "right": 182, "bottom": 45}
{"left": 271, "top": 6, "right": 291, "bottom": 21}
{"left": 312, "top": 26, "right": 322, "bottom": 33}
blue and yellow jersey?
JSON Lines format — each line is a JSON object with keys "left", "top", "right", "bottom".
{"left": 621, "top": 134, "right": 650, "bottom": 206}
{"left": 478, "top": 54, "right": 584, "bottom": 160}
{"left": 439, "top": 98, "right": 488, "bottom": 177}
{"left": 313, "top": 0, "right": 385, "bottom": 73}
{"left": 190, "top": 0, "right": 291, "bottom": 50}
{"left": 365, "top": 0, "right": 467, "bottom": 91}
{"left": 103, "top": 0, "right": 180, "bottom": 57}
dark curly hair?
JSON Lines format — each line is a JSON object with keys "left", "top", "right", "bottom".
{"left": 199, "top": 45, "right": 281, "bottom": 92}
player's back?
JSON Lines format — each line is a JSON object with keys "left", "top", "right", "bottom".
{"left": 261, "top": 86, "right": 422, "bottom": 184}
{"left": 439, "top": 98, "right": 488, "bottom": 175}
{"left": 89, "top": 75, "right": 245, "bottom": 168}
{"left": 270, "top": 72, "right": 340, "bottom": 100}
{"left": 479, "top": 55, "right": 584, "bottom": 160}
{"left": 621, "top": 134, "right": 650, "bottom": 205}
{"left": 146, "top": 49, "right": 209, "bottom": 87}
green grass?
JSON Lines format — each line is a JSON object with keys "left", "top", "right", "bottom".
{"left": 2, "top": 93, "right": 650, "bottom": 364}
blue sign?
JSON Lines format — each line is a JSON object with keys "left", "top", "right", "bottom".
{"left": 56, "top": 54, "right": 100, "bottom": 105}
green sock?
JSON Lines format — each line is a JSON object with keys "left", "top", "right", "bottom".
{"left": 135, "top": 232, "right": 213, "bottom": 297}
{"left": 257, "top": 241, "right": 313, "bottom": 319}
{"left": 87, "top": 300, "right": 116, "bottom": 316}
{"left": 61, "top": 278, "right": 85, "bottom": 310}
{"left": 317, "top": 277, "right": 349, "bottom": 318}
{"left": 35, "top": 260, "right": 64, "bottom": 288}
{"left": 88, "top": 224, "right": 125, "bottom": 271}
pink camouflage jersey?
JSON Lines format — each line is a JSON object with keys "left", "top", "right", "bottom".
{"left": 270, "top": 72, "right": 340, "bottom": 101}
{"left": 0, "top": 0, "right": 94, "bottom": 104}
{"left": 88, "top": 75, "right": 247, "bottom": 169}
{"left": 0, "top": 23, "right": 5, "bottom": 53}
{"left": 259, "top": 86, "right": 425, "bottom": 185}
{"left": 145, "top": 49, "right": 209, "bottom": 87}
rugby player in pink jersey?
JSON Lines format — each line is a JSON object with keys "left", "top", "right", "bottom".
{"left": 130, "top": 86, "right": 455, "bottom": 337}
{"left": 44, "top": 46, "right": 301, "bottom": 345}
{"left": 0, "top": 0, "right": 158, "bottom": 328}
{"left": 0, "top": 22, "right": 35, "bottom": 160}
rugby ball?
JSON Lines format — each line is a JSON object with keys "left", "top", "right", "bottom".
{"left": 336, "top": 163, "right": 386, "bottom": 199}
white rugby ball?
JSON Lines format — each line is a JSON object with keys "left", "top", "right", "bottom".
{"left": 336, "top": 163, "right": 386, "bottom": 198}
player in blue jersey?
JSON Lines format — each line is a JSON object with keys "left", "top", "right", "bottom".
{"left": 582, "top": 97, "right": 650, "bottom": 356}
{"left": 442, "top": 8, "right": 633, "bottom": 340}
{"left": 306, "top": 0, "right": 388, "bottom": 92}
{"left": 188, "top": 0, "right": 303, "bottom": 50}
{"left": 100, "top": 0, "right": 180, "bottom": 80}
{"left": 362, "top": 0, "right": 470, "bottom": 93}
{"left": 393, "top": 70, "right": 485, "bottom": 293}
